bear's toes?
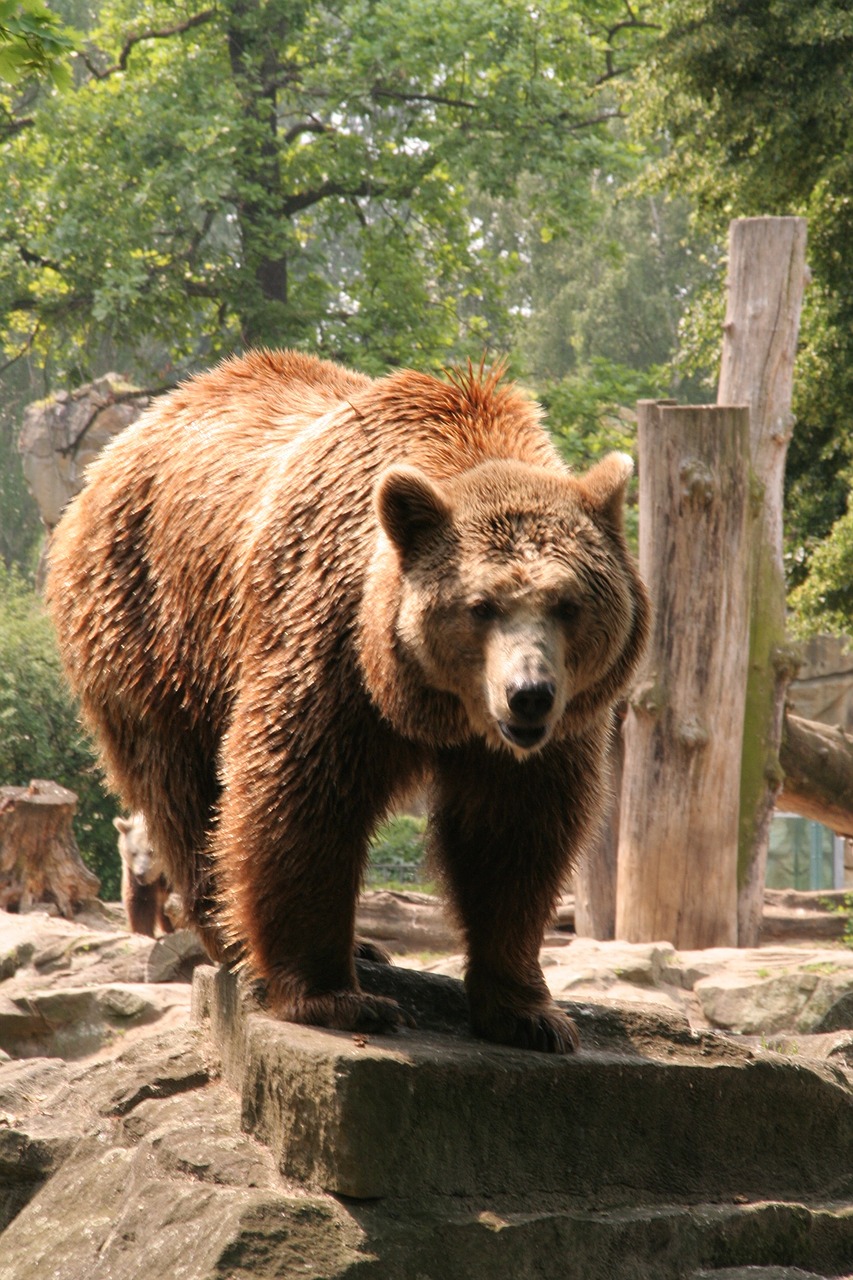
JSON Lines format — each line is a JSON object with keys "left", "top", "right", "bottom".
{"left": 288, "top": 990, "right": 415, "bottom": 1034}
{"left": 473, "top": 1005, "right": 580, "bottom": 1055}
{"left": 353, "top": 936, "right": 393, "bottom": 966}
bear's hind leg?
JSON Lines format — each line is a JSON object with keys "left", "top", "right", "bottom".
{"left": 92, "top": 700, "right": 224, "bottom": 956}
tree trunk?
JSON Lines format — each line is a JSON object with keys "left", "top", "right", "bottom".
{"left": 717, "top": 216, "right": 808, "bottom": 945}
{"left": 616, "top": 403, "right": 752, "bottom": 949}
{"left": 573, "top": 707, "right": 624, "bottom": 940}
{"left": 225, "top": 0, "right": 292, "bottom": 343}
{"left": 0, "top": 780, "right": 99, "bottom": 916}
{"left": 778, "top": 711, "right": 853, "bottom": 838}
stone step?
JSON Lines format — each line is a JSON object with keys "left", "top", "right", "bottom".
{"left": 346, "top": 1198, "right": 853, "bottom": 1280}
{"left": 191, "top": 962, "right": 853, "bottom": 1209}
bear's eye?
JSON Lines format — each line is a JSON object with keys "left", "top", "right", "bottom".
{"left": 470, "top": 599, "right": 500, "bottom": 622}
{"left": 554, "top": 598, "right": 580, "bottom": 623}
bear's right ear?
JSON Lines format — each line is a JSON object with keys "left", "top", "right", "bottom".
{"left": 375, "top": 466, "right": 452, "bottom": 562}
{"left": 113, "top": 816, "right": 132, "bottom": 834}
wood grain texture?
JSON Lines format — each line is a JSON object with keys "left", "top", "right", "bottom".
{"left": 0, "top": 780, "right": 99, "bottom": 915}
{"left": 616, "top": 403, "right": 751, "bottom": 948}
{"left": 718, "top": 216, "right": 808, "bottom": 945}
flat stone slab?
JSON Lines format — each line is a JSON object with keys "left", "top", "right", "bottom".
{"left": 192, "top": 963, "right": 853, "bottom": 1207}
{"left": 2, "top": 997, "right": 853, "bottom": 1279}
{"left": 418, "top": 937, "right": 853, "bottom": 1037}
{"left": 0, "top": 981, "right": 192, "bottom": 1060}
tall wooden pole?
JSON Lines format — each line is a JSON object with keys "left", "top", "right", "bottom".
{"left": 616, "top": 403, "right": 752, "bottom": 949}
{"left": 717, "top": 217, "right": 808, "bottom": 946}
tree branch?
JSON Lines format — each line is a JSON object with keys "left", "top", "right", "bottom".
{"left": 778, "top": 710, "right": 853, "bottom": 837}
{"left": 282, "top": 118, "right": 334, "bottom": 146}
{"left": 279, "top": 152, "right": 434, "bottom": 217}
{"left": 0, "top": 111, "right": 35, "bottom": 139}
{"left": 16, "top": 243, "right": 62, "bottom": 272}
{"left": 0, "top": 324, "right": 40, "bottom": 376}
{"left": 79, "top": 8, "right": 216, "bottom": 80}
{"left": 57, "top": 383, "right": 176, "bottom": 459}
{"left": 557, "top": 108, "right": 624, "bottom": 129}
{"left": 370, "top": 83, "right": 478, "bottom": 111}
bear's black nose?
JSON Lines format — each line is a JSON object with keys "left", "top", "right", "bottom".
{"left": 506, "top": 678, "right": 556, "bottom": 723}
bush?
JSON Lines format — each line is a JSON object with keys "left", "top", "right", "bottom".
{"left": 367, "top": 814, "right": 429, "bottom": 889}
{"left": 0, "top": 564, "right": 121, "bottom": 898}
{"left": 789, "top": 505, "right": 853, "bottom": 639}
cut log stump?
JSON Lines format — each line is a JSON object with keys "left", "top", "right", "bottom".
{"left": 0, "top": 780, "right": 99, "bottom": 917}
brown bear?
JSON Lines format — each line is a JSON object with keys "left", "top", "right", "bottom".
{"left": 46, "top": 351, "right": 649, "bottom": 1053}
{"left": 114, "top": 812, "right": 175, "bottom": 939}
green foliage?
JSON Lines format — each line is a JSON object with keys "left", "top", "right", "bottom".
{"left": 513, "top": 185, "right": 714, "bottom": 388}
{"left": 633, "top": 0, "right": 853, "bottom": 628}
{"left": 541, "top": 358, "right": 654, "bottom": 466}
{"left": 0, "top": 0, "right": 660, "bottom": 381}
{"left": 0, "top": 563, "right": 120, "bottom": 897}
{"left": 0, "top": 0, "right": 77, "bottom": 88}
{"left": 822, "top": 892, "right": 853, "bottom": 949}
{"left": 0, "top": 418, "right": 41, "bottom": 573}
{"left": 536, "top": 357, "right": 649, "bottom": 547}
{"left": 367, "top": 814, "right": 429, "bottom": 890}
{"left": 789, "top": 509, "right": 853, "bottom": 639}
{"left": 0, "top": 356, "right": 51, "bottom": 574}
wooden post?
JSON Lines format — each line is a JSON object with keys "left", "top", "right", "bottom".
{"left": 717, "top": 217, "right": 808, "bottom": 946}
{"left": 616, "top": 403, "right": 752, "bottom": 949}
{"left": 0, "top": 780, "right": 99, "bottom": 916}
{"left": 573, "top": 709, "right": 624, "bottom": 939}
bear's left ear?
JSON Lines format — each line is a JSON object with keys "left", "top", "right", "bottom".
{"left": 376, "top": 466, "right": 452, "bottom": 562}
{"left": 578, "top": 451, "right": 634, "bottom": 527}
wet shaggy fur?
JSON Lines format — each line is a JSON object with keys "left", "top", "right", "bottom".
{"left": 47, "top": 351, "right": 649, "bottom": 1053}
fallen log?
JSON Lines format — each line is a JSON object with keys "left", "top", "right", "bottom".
{"left": 778, "top": 711, "right": 853, "bottom": 838}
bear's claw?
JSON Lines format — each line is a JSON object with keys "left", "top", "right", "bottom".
{"left": 259, "top": 984, "right": 416, "bottom": 1034}
{"left": 473, "top": 1005, "right": 580, "bottom": 1055}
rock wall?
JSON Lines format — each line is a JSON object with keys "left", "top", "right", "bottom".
{"left": 3, "top": 894, "right": 853, "bottom": 1278}
{"left": 789, "top": 634, "right": 853, "bottom": 732}
{"left": 17, "top": 375, "right": 150, "bottom": 534}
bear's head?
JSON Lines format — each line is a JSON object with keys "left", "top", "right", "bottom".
{"left": 114, "top": 813, "right": 160, "bottom": 884}
{"left": 362, "top": 452, "right": 648, "bottom": 758}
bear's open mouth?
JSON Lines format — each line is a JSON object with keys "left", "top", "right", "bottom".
{"left": 498, "top": 721, "right": 547, "bottom": 750}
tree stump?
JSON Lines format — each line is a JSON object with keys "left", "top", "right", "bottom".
{"left": 616, "top": 403, "right": 752, "bottom": 949}
{"left": 717, "top": 216, "right": 808, "bottom": 945}
{"left": 0, "top": 780, "right": 100, "bottom": 916}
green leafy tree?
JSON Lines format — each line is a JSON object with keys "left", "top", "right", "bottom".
{"left": 633, "top": 0, "right": 853, "bottom": 626}
{"left": 0, "top": 0, "right": 661, "bottom": 382}
{"left": 0, "top": 363, "right": 43, "bottom": 572}
{"left": 0, "top": 563, "right": 120, "bottom": 897}
{"left": 0, "top": 0, "right": 76, "bottom": 90}
{"left": 465, "top": 156, "right": 716, "bottom": 467}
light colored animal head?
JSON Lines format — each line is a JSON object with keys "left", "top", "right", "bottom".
{"left": 114, "top": 812, "right": 159, "bottom": 884}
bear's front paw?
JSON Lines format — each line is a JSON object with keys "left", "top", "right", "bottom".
{"left": 268, "top": 984, "right": 415, "bottom": 1034}
{"left": 472, "top": 1004, "right": 580, "bottom": 1055}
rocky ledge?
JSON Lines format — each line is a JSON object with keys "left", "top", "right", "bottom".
{"left": 1, "top": 894, "right": 853, "bottom": 1279}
